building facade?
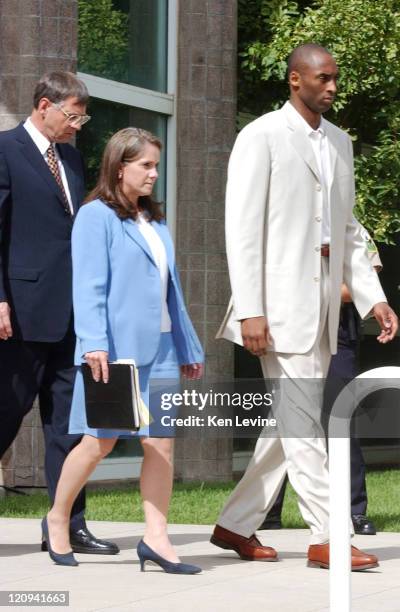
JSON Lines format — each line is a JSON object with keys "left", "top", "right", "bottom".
{"left": 0, "top": 0, "right": 236, "bottom": 488}
{"left": 1, "top": 1, "right": 398, "bottom": 491}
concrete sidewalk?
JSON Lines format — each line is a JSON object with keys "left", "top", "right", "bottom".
{"left": 1, "top": 518, "right": 400, "bottom": 611}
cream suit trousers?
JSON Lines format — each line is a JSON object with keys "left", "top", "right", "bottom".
{"left": 218, "top": 259, "right": 332, "bottom": 545}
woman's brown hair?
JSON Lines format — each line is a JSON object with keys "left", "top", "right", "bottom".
{"left": 84, "top": 127, "right": 164, "bottom": 221}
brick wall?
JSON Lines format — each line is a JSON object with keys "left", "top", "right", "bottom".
{"left": 0, "top": 0, "right": 237, "bottom": 487}
{"left": 174, "top": 0, "right": 237, "bottom": 481}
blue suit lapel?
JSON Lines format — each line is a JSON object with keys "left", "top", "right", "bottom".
{"left": 123, "top": 218, "right": 175, "bottom": 272}
{"left": 124, "top": 218, "right": 156, "bottom": 265}
{"left": 57, "top": 144, "right": 78, "bottom": 214}
{"left": 15, "top": 124, "right": 68, "bottom": 211}
{"left": 151, "top": 221, "right": 175, "bottom": 274}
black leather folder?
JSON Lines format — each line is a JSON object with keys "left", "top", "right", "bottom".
{"left": 82, "top": 361, "right": 140, "bottom": 430}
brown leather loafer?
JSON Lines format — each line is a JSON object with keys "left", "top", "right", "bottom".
{"left": 210, "top": 525, "right": 278, "bottom": 561}
{"left": 307, "top": 544, "right": 379, "bottom": 571}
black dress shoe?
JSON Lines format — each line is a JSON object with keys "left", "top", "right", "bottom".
{"left": 352, "top": 514, "right": 377, "bottom": 536}
{"left": 41, "top": 527, "right": 120, "bottom": 555}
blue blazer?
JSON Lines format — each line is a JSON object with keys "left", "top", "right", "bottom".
{"left": 0, "top": 123, "right": 85, "bottom": 341}
{"left": 71, "top": 199, "right": 204, "bottom": 367}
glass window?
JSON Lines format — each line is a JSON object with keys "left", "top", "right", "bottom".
{"left": 108, "top": 438, "right": 143, "bottom": 460}
{"left": 78, "top": 0, "right": 168, "bottom": 92}
{"left": 77, "top": 97, "right": 167, "bottom": 199}
{"left": 78, "top": 0, "right": 175, "bottom": 471}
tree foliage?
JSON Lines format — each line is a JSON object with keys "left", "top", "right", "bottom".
{"left": 239, "top": 0, "right": 400, "bottom": 243}
{"left": 77, "top": 0, "right": 129, "bottom": 185}
{"left": 78, "top": 0, "right": 128, "bottom": 81}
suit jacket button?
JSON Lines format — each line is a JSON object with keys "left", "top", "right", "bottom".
{"left": 314, "top": 277, "right": 320, "bottom": 282}
{"left": 315, "top": 216, "right": 321, "bottom": 222}
{"left": 316, "top": 184, "right": 322, "bottom": 191}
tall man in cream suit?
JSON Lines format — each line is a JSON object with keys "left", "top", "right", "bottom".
{"left": 210, "top": 44, "right": 398, "bottom": 570}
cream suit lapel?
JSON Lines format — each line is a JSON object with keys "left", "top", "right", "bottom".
{"left": 282, "top": 102, "right": 321, "bottom": 182}
{"left": 323, "top": 121, "right": 342, "bottom": 250}
{"left": 323, "top": 121, "right": 338, "bottom": 184}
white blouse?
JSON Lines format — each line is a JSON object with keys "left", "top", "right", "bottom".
{"left": 136, "top": 212, "right": 172, "bottom": 332}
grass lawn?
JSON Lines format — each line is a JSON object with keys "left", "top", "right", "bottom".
{"left": 1, "top": 469, "right": 400, "bottom": 531}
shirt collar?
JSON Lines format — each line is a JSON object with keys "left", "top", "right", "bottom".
{"left": 23, "top": 117, "right": 52, "bottom": 156}
{"left": 287, "top": 102, "right": 326, "bottom": 138}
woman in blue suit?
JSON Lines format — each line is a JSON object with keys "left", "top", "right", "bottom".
{"left": 42, "top": 128, "right": 204, "bottom": 573}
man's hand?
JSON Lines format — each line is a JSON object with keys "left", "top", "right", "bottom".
{"left": 372, "top": 302, "right": 398, "bottom": 343}
{"left": 341, "top": 283, "right": 353, "bottom": 303}
{"left": 84, "top": 351, "right": 109, "bottom": 383}
{"left": 0, "top": 301, "right": 12, "bottom": 340}
{"left": 241, "top": 316, "right": 271, "bottom": 356}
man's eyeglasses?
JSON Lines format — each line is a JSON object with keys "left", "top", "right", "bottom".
{"left": 52, "top": 103, "right": 91, "bottom": 127}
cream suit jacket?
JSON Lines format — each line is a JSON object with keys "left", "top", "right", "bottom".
{"left": 217, "top": 102, "right": 386, "bottom": 354}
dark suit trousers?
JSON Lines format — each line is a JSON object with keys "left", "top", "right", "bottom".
{"left": 0, "top": 326, "right": 86, "bottom": 529}
{"left": 267, "top": 304, "right": 367, "bottom": 518}
{"left": 325, "top": 304, "right": 367, "bottom": 515}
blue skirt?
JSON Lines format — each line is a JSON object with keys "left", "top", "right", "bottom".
{"left": 69, "top": 332, "right": 180, "bottom": 438}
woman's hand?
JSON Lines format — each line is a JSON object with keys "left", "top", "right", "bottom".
{"left": 84, "top": 351, "right": 109, "bottom": 383}
{"left": 180, "top": 363, "right": 204, "bottom": 380}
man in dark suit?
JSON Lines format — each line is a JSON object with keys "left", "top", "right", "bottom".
{"left": 0, "top": 71, "right": 118, "bottom": 555}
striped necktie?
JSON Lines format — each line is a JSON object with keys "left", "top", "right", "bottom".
{"left": 46, "top": 144, "right": 71, "bottom": 215}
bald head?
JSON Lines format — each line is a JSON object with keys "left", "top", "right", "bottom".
{"left": 287, "top": 43, "right": 338, "bottom": 127}
{"left": 288, "top": 43, "right": 333, "bottom": 75}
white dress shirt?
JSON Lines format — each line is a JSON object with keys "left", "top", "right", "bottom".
{"left": 23, "top": 118, "right": 74, "bottom": 214}
{"left": 136, "top": 212, "right": 172, "bottom": 332}
{"left": 287, "top": 103, "right": 332, "bottom": 244}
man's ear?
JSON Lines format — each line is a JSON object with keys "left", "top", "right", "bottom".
{"left": 289, "top": 70, "right": 300, "bottom": 90}
{"left": 37, "top": 98, "right": 52, "bottom": 114}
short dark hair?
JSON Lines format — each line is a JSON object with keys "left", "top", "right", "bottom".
{"left": 33, "top": 71, "right": 89, "bottom": 108}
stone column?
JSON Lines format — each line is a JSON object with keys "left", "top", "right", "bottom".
{"left": 0, "top": 0, "right": 78, "bottom": 489}
{"left": 174, "top": 0, "right": 237, "bottom": 481}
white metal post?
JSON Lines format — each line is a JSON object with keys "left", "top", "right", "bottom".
{"left": 328, "top": 367, "right": 400, "bottom": 612}
{"left": 329, "top": 435, "right": 351, "bottom": 612}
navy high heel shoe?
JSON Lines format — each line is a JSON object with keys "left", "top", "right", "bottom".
{"left": 137, "top": 539, "right": 201, "bottom": 574}
{"left": 41, "top": 517, "right": 78, "bottom": 567}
